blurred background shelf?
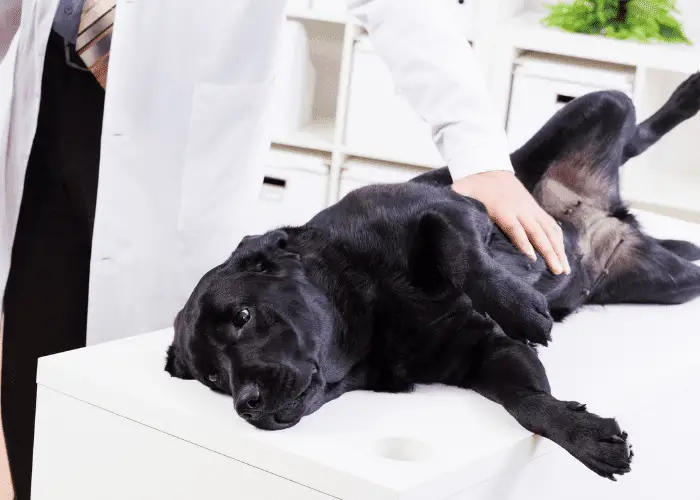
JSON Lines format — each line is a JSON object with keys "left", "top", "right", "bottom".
{"left": 343, "top": 147, "right": 444, "bottom": 170}
{"left": 258, "top": 0, "right": 700, "bottom": 232}
{"left": 273, "top": 122, "right": 336, "bottom": 153}
{"left": 506, "top": 10, "right": 700, "bottom": 75}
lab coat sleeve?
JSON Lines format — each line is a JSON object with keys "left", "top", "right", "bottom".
{"left": 346, "top": 0, "right": 514, "bottom": 180}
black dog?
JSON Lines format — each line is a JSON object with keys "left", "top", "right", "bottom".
{"left": 166, "top": 74, "right": 700, "bottom": 480}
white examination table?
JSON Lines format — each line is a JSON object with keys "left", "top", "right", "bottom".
{"left": 31, "top": 211, "right": 700, "bottom": 500}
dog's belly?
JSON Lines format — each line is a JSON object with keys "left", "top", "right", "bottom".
{"left": 537, "top": 177, "right": 640, "bottom": 285}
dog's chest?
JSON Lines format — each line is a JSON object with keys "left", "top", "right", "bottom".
{"left": 378, "top": 291, "right": 481, "bottom": 384}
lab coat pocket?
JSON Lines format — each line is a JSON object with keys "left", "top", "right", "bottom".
{"left": 178, "top": 80, "right": 274, "bottom": 232}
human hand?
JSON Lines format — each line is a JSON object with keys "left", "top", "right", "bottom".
{"left": 453, "top": 171, "right": 571, "bottom": 275}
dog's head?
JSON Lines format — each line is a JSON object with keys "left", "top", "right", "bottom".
{"left": 165, "top": 230, "right": 334, "bottom": 430}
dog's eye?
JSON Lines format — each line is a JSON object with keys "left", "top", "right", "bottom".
{"left": 208, "top": 374, "right": 219, "bottom": 384}
{"left": 233, "top": 308, "right": 251, "bottom": 328}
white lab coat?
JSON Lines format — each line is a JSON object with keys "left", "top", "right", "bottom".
{"left": 0, "top": 0, "right": 512, "bottom": 345}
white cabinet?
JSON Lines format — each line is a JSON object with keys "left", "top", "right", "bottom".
{"left": 32, "top": 387, "right": 329, "bottom": 500}
{"left": 507, "top": 53, "right": 635, "bottom": 150}
{"left": 250, "top": 150, "right": 329, "bottom": 234}
{"left": 270, "top": 4, "right": 699, "bottom": 223}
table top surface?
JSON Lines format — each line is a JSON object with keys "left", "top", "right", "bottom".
{"left": 37, "top": 211, "right": 700, "bottom": 500}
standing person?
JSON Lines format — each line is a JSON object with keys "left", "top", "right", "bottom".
{"left": 0, "top": 0, "right": 569, "bottom": 497}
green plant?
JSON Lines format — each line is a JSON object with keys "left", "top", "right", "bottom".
{"left": 542, "top": 0, "right": 692, "bottom": 44}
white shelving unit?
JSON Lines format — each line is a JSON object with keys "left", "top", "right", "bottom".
{"left": 269, "top": 0, "right": 504, "bottom": 215}
{"left": 486, "top": 2, "right": 700, "bottom": 220}
{"left": 267, "top": 0, "right": 700, "bottom": 225}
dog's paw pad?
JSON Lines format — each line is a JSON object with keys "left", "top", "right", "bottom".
{"left": 559, "top": 410, "right": 633, "bottom": 480}
{"left": 518, "top": 292, "right": 554, "bottom": 345}
{"left": 488, "top": 286, "right": 553, "bottom": 346}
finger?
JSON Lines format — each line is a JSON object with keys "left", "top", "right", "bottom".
{"left": 540, "top": 214, "right": 570, "bottom": 274}
{"left": 499, "top": 217, "right": 537, "bottom": 261}
{"left": 521, "top": 217, "right": 564, "bottom": 275}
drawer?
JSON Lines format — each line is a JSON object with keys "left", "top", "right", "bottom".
{"left": 251, "top": 151, "right": 329, "bottom": 233}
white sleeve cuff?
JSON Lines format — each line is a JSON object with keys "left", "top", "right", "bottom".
{"left": 441, "top": 127, "right": 515, "bottom": 180}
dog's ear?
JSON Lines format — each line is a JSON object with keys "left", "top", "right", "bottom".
{"left": 409, "top": 212, "right": 466, "bottom": 293}
{"left": 166, "top": 309, "right": 195, "bottom": 380}
{"left": 165, "top": 343, "right": 194, "bottom": 380}
{"left": 234, "top": 229, "right": 299, "bottom": 272}
{"left": 262, "top": 229, "right": 290, "bottom": 251}
{"left": 236, "top": 230, "right": 292, "bottom": 253}
{"left": 236, "top": 234, "right": 261, "bottom": 249}
{"left": 257, "top": 229, "right": 299, "bottom": 261}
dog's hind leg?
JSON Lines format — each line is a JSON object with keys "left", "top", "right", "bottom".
{"left": 655, "top": 238, "right": 700, "bottom": 262}
{"left": 465, "top": 331, "right": 633, "bottom": 480}
{"left": 510, "top": 91, "right": 637, "bottom": 195}
{"left": 624, "top": 72, "right": 700, "bottom": 162}
{"left": 591, "top": 235, "right": 700, "bottom": 305}
{"left": 415, "top": 74, "right": 700, "bottom": 194}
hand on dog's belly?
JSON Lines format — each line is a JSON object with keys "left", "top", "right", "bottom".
{"left": 470, "top": 274, "right": 553, "bottom": 346}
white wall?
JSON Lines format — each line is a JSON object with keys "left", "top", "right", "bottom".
{"left": 677, "top": 0, "right": 700, "bottom": 43}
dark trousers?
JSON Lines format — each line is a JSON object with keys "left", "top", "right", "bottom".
{"left": 2, "top": 31, "right": 104, "bottom": 499}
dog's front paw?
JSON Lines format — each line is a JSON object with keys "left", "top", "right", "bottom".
{"left": 669, "top": 72, "right": 700, "bottom": 118}
{"left": 492, "top": 285, "right": 553, "bottom": 346}
{"left": 554, "top": 402, "right": 633, "bottom": 481}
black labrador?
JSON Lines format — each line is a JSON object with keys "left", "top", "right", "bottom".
{"left": 166, "top": 73, "right": 700, "bottom": 480}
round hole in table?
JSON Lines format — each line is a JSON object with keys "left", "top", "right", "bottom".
{"left": 373, "top": 437, "right": 434, "bottom": 462}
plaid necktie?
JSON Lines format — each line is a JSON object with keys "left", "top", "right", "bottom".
{"left": 75, "top": 0, "right": 115, "bottom": 88}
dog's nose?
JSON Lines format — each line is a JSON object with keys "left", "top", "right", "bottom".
{"left": 235, "top": 383, "right": 262, "bottom": 419}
